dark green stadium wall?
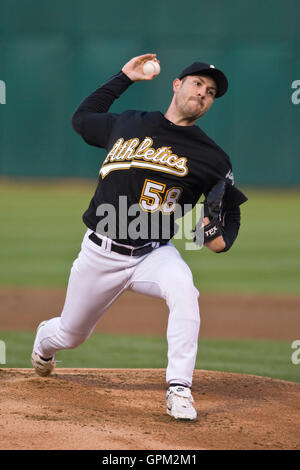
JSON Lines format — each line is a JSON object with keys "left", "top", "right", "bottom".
{"left": 0, "top": 0, "right": 299, "bottom": 184}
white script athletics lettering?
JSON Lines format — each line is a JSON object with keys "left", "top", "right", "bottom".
{"left": 100, "top": 137, "right": 188, "bottom": 178}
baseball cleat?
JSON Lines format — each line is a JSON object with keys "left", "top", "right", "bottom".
{"left": 31, "top": 351, "right": 56, "bottom": 377}
{"left": 166, "top": 385, "right": 197, "bottom": 421}
{"left": 31, "top": 321, "right": 56, "bottom": 377}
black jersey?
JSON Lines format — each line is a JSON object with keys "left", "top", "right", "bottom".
{"left": 72, "top": 72, "right": 247, "bottom": 249}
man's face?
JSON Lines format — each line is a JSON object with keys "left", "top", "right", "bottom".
{"left": 173, "top": 74, "right": 217, "bottom": 121}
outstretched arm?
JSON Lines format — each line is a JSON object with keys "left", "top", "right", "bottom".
{"left": 71, "top": 53, "right": 160, "bottom": 148}
{"left": 71, "top": 71, "right": 132, "bottom": 148}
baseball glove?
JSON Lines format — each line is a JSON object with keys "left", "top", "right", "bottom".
{"left": 193, "top": 179, "right": 226, "bottom": 246}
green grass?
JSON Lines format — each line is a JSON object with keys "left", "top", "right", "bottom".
{"left": 1, "top": 180, "right": 300, "bottom": 293}
{"left": 0, "top": 330, "right": 299, "bottom": 383}
{"left": 0, "top": 180, "right": 91, "bottom": 287}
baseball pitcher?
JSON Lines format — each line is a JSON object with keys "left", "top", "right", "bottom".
{"left": 31, "top": 53, "right": 247, "bottom": 421}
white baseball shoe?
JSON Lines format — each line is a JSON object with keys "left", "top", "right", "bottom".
{"left": 166, "top": 385, "right": 197, "bottom": 421}
{"left": 31, "top": 321, "right": 56, "bottom": 377}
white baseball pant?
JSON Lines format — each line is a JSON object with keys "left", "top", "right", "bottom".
{"left": 33, "top": 229, "right": 200, "bottom": 387}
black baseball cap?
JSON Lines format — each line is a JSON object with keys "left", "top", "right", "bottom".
{"left": 178, "top": 62, "right": 228, "bottom": 98}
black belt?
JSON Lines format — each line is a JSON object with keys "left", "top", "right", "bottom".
{"left": 89, "top": 232, "right": 156, "bottom": 257}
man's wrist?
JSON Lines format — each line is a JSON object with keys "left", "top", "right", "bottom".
{"left": 204, "top": 235, "right": 226, "bottom": 252}
{"left": 203, "top": 218, "right": 222, "bottom": 242}
{"left": 120, "top": 69, "right": 135, "bottom": 83}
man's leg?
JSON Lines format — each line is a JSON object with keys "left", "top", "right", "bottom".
{"left": 127, "top": 242, "right": 200, "bottom": 388}
{"left": 127, "top": 242, "right": 200, "bottom": 420}
{"left": 33, "top": 231, "right": 134, "bottom": 364}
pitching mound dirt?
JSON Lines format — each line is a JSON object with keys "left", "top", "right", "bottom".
{"left": 1, "top": 368, "right": 299, "bottom": 450}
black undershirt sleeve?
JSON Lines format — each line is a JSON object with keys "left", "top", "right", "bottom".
{"left": 218, "top": 205, "right": 241, "bottom": 252}
{"left": 71, "top": 71, "right": 133, "bottom": 148}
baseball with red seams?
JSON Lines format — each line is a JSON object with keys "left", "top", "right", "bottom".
{"left": 143, "top": 60, "right": 160, "bottom": 76}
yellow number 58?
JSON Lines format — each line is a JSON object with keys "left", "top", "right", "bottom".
{"left": 139, "top": 179, "right": 182, "bottom": 214}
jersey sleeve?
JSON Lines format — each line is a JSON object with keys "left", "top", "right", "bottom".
{"left": 71, "top": 71, "right": 133, "bottom": 148}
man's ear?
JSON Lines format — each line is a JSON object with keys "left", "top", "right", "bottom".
{"left": 173, "top": 78, "right": 182, "bottom": 93}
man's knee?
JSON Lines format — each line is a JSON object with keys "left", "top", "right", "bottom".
{"left": 164, "top": 275, "right": 199, "bottom": 300}
{"left": 56, "top": 327, "right": 89, "bottom": 350}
